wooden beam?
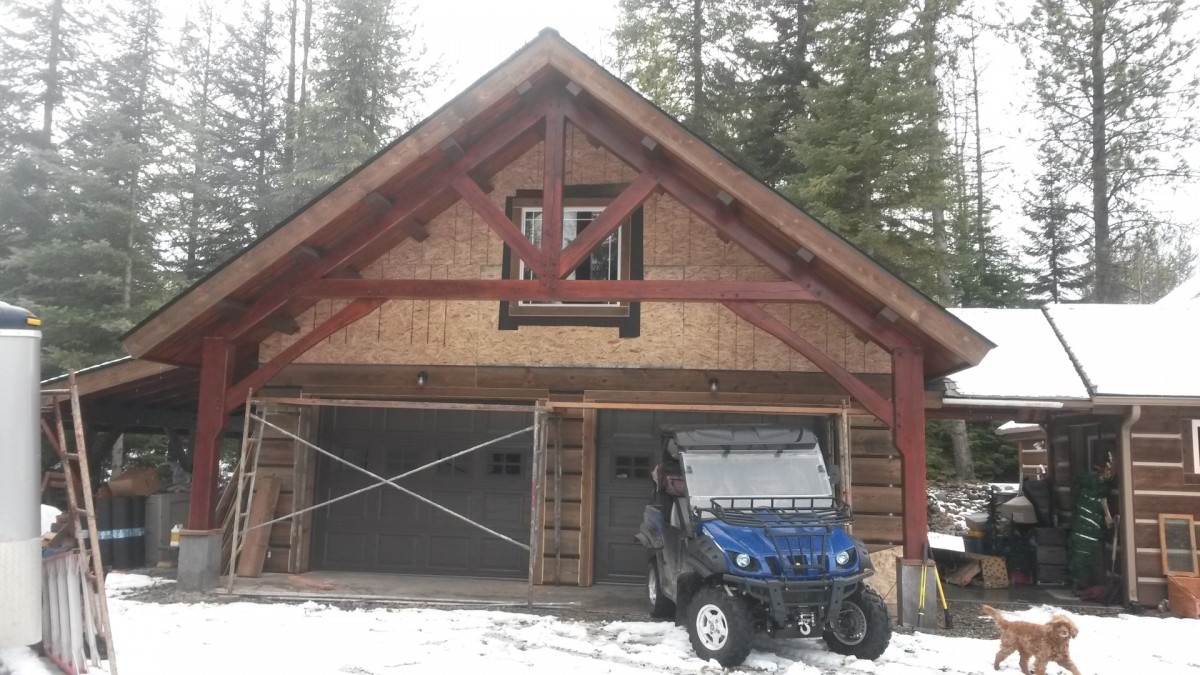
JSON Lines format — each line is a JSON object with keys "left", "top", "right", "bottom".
{"left": 452, "top": 173, "right": 549, "bottom": 278}
{"left": 542, "top": 101, "right": 566, "bottom": 276}
{"left": 225, "top": 299, "right": 383, "bottom": 413}
{"left": 892, "top": 346, "right": 927, "bottom": 559}
{"left": 556, "top": 172, "right": 658, "bottom": 278}
{"left": 299, "top": 278, "right": 817, "bottom": 302}
{"left": 725, "top": 302, "right": 894, "bottom": 426}
{"left": 216, "top": 100, "right": 549, "bottom": 343}
{"left": 563, "top": 99, "right": 912, "bottom": 351}
{"left": 289, "top": 245, "right": 323, "bottom": 263}
{"left": 189, "top": 337, "right": 234, "bottom": 530}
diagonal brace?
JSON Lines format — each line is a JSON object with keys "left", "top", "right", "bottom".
{"left": 725, "top": 301, "right": 895, "bottom": 427}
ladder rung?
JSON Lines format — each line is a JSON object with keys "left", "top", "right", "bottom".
{"left": 66, "top": 453, "right": 81, "bottom": 460}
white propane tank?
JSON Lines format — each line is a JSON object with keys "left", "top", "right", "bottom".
{"left": 0, "top": 300, "right": 43, "bottom": 648}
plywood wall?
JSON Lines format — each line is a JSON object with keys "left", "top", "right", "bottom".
{"left": 261, "top": 125, "right": 891, "bottom": 375}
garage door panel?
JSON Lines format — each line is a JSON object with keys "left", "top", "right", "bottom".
{"left": 377, "top": 534, "right": 421, "bottom": 567}
{"left": 478, "top": 538, "right": 526, "bottom": 574}
{"left": 314, "top": 408, "right": 534, "bottom": 577}
{"left": 322, "top": 532, "right": 369, "bottom": 565}
{"left": 428, "top": 535, "right": 471, "bottom": 570}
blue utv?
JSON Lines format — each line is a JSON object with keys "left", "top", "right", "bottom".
{"left": 635, "top": 426, "right": 891, "bottom": 667}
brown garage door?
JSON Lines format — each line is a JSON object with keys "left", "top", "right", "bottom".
{"left": 312, "top": 406, "right": 533, "bottom": 577}
{"left": 594, "top": 411, "right": 826, "bottom": 583}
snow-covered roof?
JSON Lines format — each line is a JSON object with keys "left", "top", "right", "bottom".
{"left": 1044, "top": 304, "right": 1200, "bottom": 397}
{"left": 945, "top": 308, "right": 1090, "bottom": 400}
{"left": 1157, "top": 272, "right": 1200, "bottom": 305}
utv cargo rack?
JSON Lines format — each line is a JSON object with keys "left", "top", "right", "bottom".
{"left": 700, "top": 497, "right": 853, "bottom": 527}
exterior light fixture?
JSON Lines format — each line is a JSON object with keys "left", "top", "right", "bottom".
{"left": 417, "top": 371, "right": 428, "bottom": 386}
{"left": 709, "top": 378, "right": 719, "bottom": 393}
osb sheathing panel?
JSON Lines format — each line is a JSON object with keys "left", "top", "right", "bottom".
{"left": 261, "top": 127, "right": 890, "bottom": 375}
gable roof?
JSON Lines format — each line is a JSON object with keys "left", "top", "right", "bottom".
{"left": 945, "top": 308, "right": 1089, "bottom": 400}
{"left": 122, "top": 29, "right": 991, "bottom": 376}
{"left": 1157, "top": 271, "right": 1200, "bottom": 305}
{"left": 1044, "top": 304, "right": 1200, "bottom": 398}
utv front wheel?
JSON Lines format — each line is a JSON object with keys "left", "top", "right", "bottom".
{"left": 822, "top": 587, "right": 891, "bottom": 660}
{"left": 647, "top": 559, "right": 675, "bottom": 619}
{"left": 685, "top": 585, "right": 755, "bottom": 667}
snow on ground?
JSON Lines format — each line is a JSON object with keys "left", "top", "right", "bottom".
{"left": 3, "top": 573, "right": 1199, "bottom": 675}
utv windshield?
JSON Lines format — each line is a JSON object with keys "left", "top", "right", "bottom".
{"left": 680, "top": 449, "right": 833, "bottom": 511}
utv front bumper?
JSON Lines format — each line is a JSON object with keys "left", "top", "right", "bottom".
{"left": 722, "top": 570, "right": 872, "bottom": 626}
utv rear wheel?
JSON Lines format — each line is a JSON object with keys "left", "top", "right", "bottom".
{"left": 647, "top": 559, "right": 675, "bottom": 619}
{"left": 685, "top": 585, "right": 755, "bottom": 667}
{"left": 822, "top": 587, "right": 891, "bottom": 660}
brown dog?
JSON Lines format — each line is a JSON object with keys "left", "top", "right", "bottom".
{"left": 981, "top": 605, "right": 1081, "bottom": 675}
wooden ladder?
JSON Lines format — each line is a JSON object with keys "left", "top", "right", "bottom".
{"left": 42, "top": 372, "right": 118, "bottom": 674}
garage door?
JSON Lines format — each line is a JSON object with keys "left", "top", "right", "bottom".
{"left": 594, "top": 411, "right": 825, "bottom": 583}
{"left": 312, "top": 406, "right": 533, "bottom": 577}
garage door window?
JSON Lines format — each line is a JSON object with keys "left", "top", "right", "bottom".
{"left": 614, "top": 454, "right": 651, "bottom": 480}
{"left": 489, "top": 452, "right": 523, "bottom": 476}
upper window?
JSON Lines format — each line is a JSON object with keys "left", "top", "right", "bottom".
{"left": 517, "top": 206, "right": 622, "bottom": 307}
{"left": 1187, "top": 419, "right": 1200, "bottom": 482}
{"left": 499, "top": 185, "right": 643, "bottom": 336}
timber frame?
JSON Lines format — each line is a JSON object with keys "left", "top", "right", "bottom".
{"left": 112, "top": 30, "right": 992, "bottom": 559}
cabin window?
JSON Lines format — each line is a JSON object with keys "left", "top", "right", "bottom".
{"left": 498, "top": 185, "right": 643, "bottom": 336}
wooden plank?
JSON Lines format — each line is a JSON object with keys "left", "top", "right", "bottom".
{"left": 262, "top": 546, "right": 290, "bottom": 574}
{"left": 542, "top": 101, "right": 565, "bottom": 275}
{"left": 539, "top": 556, "right": 580, "bottom": 585}
{"left": 852, "top": 429, "right": 898, "bottom": 457}
{"left": 852, "top": 457, "right": 902, "bottom": 486}
{"left": 255, "top": 465, "right": 295, "bottom": 494}
{"left": 546, "top": 474, "right": 583, "bottom": 503}
{"left": 541, "top": 528, "right": 581, "bottom": 556}
{"left": 851, "top": 515, "right": 903, "bottom": 543}
{"left": 1131, "top": 437, "right": 1187, "bottom": 464}
{"left": 301, "top": 278, "right": 817, "bottom": 302}
{"left": 545, "top": 447, "right": 584, "bottom": 474}
{"left": 258, "top": 439, "right": 298, "bottom": 466}
{"left": 190, "top": 338, "right": 234, "bottom": 530}
{"left": 849, "top": 486, "right": 903, "bottom": 515}
{"left": 1133, "top": 465, "right": 1189, "bottom": 490}
{"left": 578, "top": 409, "right": 597, "bottom": 587}
{"left": 1133, "top": 493, "right": 1200, "bottom": 520}
{"left": 548, "top": 421, "right": 583, "bottom": 448}
{"left": 892, "top": 346, "right": 925, "bottom": 558}
{"left": 236, "top": 476, "right": 282, "bottom": 578}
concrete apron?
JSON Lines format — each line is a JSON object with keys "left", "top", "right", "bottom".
{"left": 218, "top": 571, "right": 645, "bottom": 615}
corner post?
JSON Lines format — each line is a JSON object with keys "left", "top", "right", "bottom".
{"left": 892, "top": 346, "right": 927, "bottom": 559}
{"left": 188, "top": 337, "right": 235, "bottom": 530}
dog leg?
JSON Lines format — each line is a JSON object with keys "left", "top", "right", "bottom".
{"left": 1056, "top": 658, "right": 1082, "bottom": 675}
{"left": 1033, "top": 658, "right": 1047, "bottom": 675}
{"left": 993, "top": 645, "right": 1016, "bottom": 671}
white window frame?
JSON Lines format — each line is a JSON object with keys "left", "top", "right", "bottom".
{"left": 1191, "top": 419, "right": 1200, "bottom": 474}
{"left": 517, "top": 205, "right": 623, "bottom": 308}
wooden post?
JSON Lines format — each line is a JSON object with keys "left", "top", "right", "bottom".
{"left": 189, "top": 337, "right": 235, "bottom": 530}
{"left": 892, "top": 346, "right": 927, "bottom": 560}
{"left": 542, "top": 101, "right": 565, "bottom": 277}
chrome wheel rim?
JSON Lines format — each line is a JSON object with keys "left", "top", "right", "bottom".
{"left": 696, "top": 604, "right": 729, "bottom": 650}
{"left": 648, "top": 566, "right": 658, "bottom": 604}
{"left": 831, "top": 601, "right": 867, "bottom": 645}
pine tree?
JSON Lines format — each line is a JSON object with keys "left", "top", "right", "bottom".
{"left": 1017, "top": 0, "right": 1197, "bottom": 302}
{"left": 783, "top": 0, "right": 951, "bottom": 294}
{"left": 214, "top": 0, "right": 286, "bottom": 243}
{"left": 732, "top": 0, "right": 820, "bottom": 184}
{"left": 612, "top": 0, "right": 752, "bottom": 148}
{"left": 9, "top": 0, "right": 175, "bottom": 373}
{"left": 286, "top": 0, "right": 436, "bottom": 208}
{"left": 1022, "top": 145, "right": 1089, "bottom": 303}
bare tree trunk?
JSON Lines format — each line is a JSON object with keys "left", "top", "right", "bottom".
{"left": 690, "top": 0, "right": 705, "bottom": 134}
{"left": 1090, "top": 0, "right": 1111, "bottom": 301}
{"left": 283, "top": 0, "right": 298, "bottom": 176}
{"left": 950, "top": 419, "right": 974, "bottom": 481}
{"left": 41, "top": 0, "right": 64, "bottom": 148}
{"left": 970, "top": 35, "right": 987, "bottom": 284}
{"left": 921, "top": 0, "right": 951, "bottom": 302}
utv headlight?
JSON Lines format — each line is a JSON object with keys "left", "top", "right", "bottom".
{"left": 735, "top": 553, "right": 752, "bottom": 569}
{"left": 835, "top": 550, "right": 852, "bottom": 566}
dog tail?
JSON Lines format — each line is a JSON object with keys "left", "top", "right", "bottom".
{"left": 980, "top": 604, "right": 1007, "bottom": 627}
